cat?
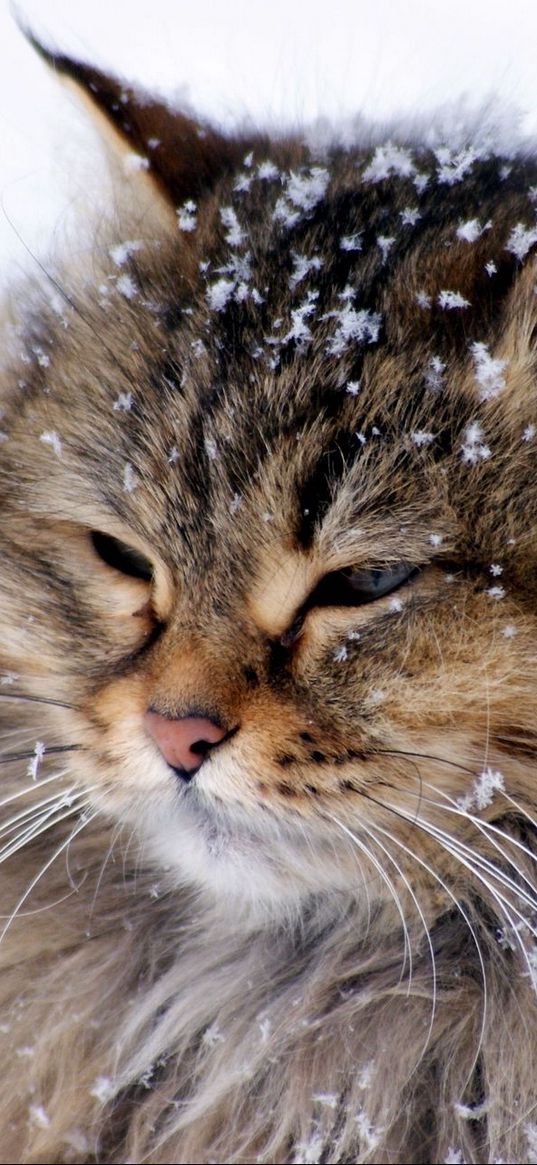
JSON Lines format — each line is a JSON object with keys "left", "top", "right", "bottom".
{"left": 1, "top": 30, "right": 537, "bottom": 1165}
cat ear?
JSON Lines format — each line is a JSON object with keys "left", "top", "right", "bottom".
{"left": 26, "top": 32, "right": 251, "bottom": 210}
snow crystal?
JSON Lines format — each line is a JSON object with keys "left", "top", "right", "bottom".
{"left": 29, "top": 1104, "right": 50, "bottom": 1129}
{"left": 377, "top": 235, "right": 395, "bottom": 262}
{"left": 501, "top": 624, "right": 517, "bottom": 638}
{"left": 489, "top": 563, "right": 503, "bottom": 576}
{"left": 506, "top": 223, "right": 537, "bottom": 261}
{"left": 229, "top": 493, "right": 242, "bottom": 514}
{"left": 429, "top": 533, "right": 443, "bottom": 547}
{"left": 389, "top": 597, "right": 403, "bottom": 612}
{"left": 444, "top": 1149, "right": 465, "bottom": 1165}
{"left": 484, "top": 260, "right": 497, "bottom": 276}
{"left": 362, "top": 143, "right": 415, "bottom": 183}
{"left": 257, "top": 160, "right": 279, "bottom": 180}
{"left": 435, "top": 145, "right": 477, "bottom": 185}
{"left": 438, "top": 290, "right": 470, "bottom": 310}
{"left": 27, "top": 741, "right": 45, "bottom": 781}
{"left": 289, "top": 253, "right": 323, "bottom": 290}
{"left": 286, "top": 167, "right": 329, "bottom": 211}
{"left": 206, "top": 278, "right": 235, "bottom": 312}
{"left": 487, "top": 585, "right": 505, "bottom": 599}
{"left": 90, "top": 1076, "right": 115, "bottom": 1104}
{"left": 454, "top": 1099, "right": 489, "bottom": 1121}
{"left": 293, "top": 1130, "right": 325, "bottom": 1165}
{"left": 116, "top": 274, "right": 137, "bottom": 300}
{"left": 425, "top": 356, "right": 446, "bottom": 391}
{"left": 416, "top": 291, "right": 432, "bottom": 309}
{"left": 457, "top": 767, "right": 505, "bottom": 813}
{"left": 204, "top": 437, "right": 218, "bottom": 460}
{"left": 325, "top": 304, "right": 382, "bottom": 356}
{"left": 258, "top": 1017, "right": 271, "bottom": 1043}
{"left": 333, "top": 645, "right": 348, "bottom": 662}
{"left": 411, "top": 430, "right": 435, "bottom": 447}
{"left": 346, "top": 380, "right": 361, "bottom": 395}
{"left": 284, "top": 291, "right": 319, "bottom": 346}
{"left": 313, "top": 1093, "right": 339, "bottom": 1108}
{"left": 147, "top": 137, "right": 160, "bottom": 150}
{"left": 471, "top": 342, "right": 508, "bottom": 401}
{"left": 400, "top": 206, "right": 421, "bottom": 226}
{"left": 113, "top": 392, "right": 133, "bottom": 412}
{"left": 354, "top": 1109, "right": 383, "bottom": 1152}
{"left": 202, "top": 1022, "right": 224, "bottom": 1047}
{"left": 233, "top": 173, "right": 252, "bottom": 193}
{"left": 460, "top": 422, "right": 491, "bottom": 464}
{"left": 340, "top": 233, "right": 362, "bottom": 251}
{"left": 177, "top": 200, "right": 197, "bottom": 232}
{"left": 523, "top": 424, "right": 536, "bottom": 441}
{"left": 220, "top": 206, "right": 245, "bottom": 248}
{"left": 456, "top": 219, "right": 491, "bottom": 243}
{"left": 109, "top": 239, "right": 144, "bottom": 266}
{"left": 40, "top": 430, "right": 62, "bottom": 457}
{"left": 123, "top": 463, "right": 137, "bottom": 493}
{"left": 123, "top": 152, "right": 149, "bottom": 173}
{"left": 191, "top": 339, "right": 206, "bottom": 359}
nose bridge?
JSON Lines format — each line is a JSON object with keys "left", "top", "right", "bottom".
{"left": 147, "top": 624, "right": 241, "bottom": 724}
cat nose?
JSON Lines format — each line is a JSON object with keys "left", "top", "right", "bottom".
{"left": 144, "top": 709, "right": 227, "bottom": 778}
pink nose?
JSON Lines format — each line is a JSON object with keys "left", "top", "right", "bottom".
{"left": 144, "top": 710, "right": 227, "bottom": 776}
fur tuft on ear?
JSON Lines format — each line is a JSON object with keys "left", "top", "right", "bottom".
{"left": 24, "top": 30, "right": 260, "bottom": 208}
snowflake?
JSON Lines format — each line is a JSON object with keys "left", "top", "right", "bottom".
{"left": 340, "top": 233, "right": 362, "bottom": 251}
{"left": 471, "top": 342, "right": 508, "bottom": 401}
{"left": 204, "top": 437, "right": 218, "bottom": 460}
{"left": 90, "top": 1076, "right": 115, "bottom": 1104}
{"left": 400, "top": 206, "right": 421, "bottom": 226}
{"left": 27, "top": 741, "right": 45, "bottom": 781}
{"left": 487, "top": 585, "right": 505, "bottom": 599}
{"left": 123, "top": 463, "right": 137, "bottom": 493}
{"left": 429, "top": 533, "right": 443, "bottom": 547}
{"left": 460, "top": 422, "right": 491, "bottom": 464}
{"left": 484, "top": 260, "right": 497, "bottom": 276}
{"left": 116, "top": 274, "right": 137, "bottom": 299}
{"left": 109, "top": 239, "right": 144, "bottom": 266}
{"left": 457, "top": 767, "right": 505, "bottom": 813}
{"left": 506, "top": 223, "right": 537, "bottom": 261}
{"left": 523, "top": 424, "right": 536, "bottom": 441}
{"left": 40, "top": 430, "right": 62, "bottom": 457}
{"left": 29, "top": 1104, "right": 50, "bottom": 1129}
{"left": 362, "top": 143, "right": 415, "bottom": 182}
{"left": 501, "top": 624, "right": 517, "bottom": 638}
{"left": 411, "top": 430, "right": 434, "bottom": 447}
{"left": 456, "top": 218, "right": 491, "bottom": 243}
{"left": 220, "top": 206, "right": 245, "bottom": 247}
{"left": 489, "top": 563, "right": 503, "bottom": 576}
{"left": 346, "top": 380, "right": 361, "bottom": 395}
{"left": 334, "top": 645, "right": 348, "bottom": 662}
{"left": 425, "top": 357, "right": 445, "bottom": 390}
{"left": 444, "top": 1149, "right": 465, "bottom": 1165}
{"left": 257, "top": 160, "right": 279, "bottom": 180}
{"left": 438, "top": 290, "right": 470, "bottom": 310}
{"left": 206, "top": 278, "right": 235, "bottom": 312}
{"left": 177, "top": 200, "right": 197, "bottom": 232}
{"left": 435, "top": 144, "right": 477, "bottom": 185}
{"left": 416, "top": 291, "right": 432, "bottom": 309}
{"left": 113, "top": 392, "right": 133, "bottom": 412}
{"left": 285, "top": 167, "right": 329, "bottom": 211}
{"left": 377, "top": 235, "right": 395, "bottom": 261}
{"left": 284, "top": 291, "right": 319, "bottom": 346}
{"left": 289, "top": 253, "right": 323, "bottom": 289}
{"left": 325, "top": 305, "right": 382, "bottom": 356}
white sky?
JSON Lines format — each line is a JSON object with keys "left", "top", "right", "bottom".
{"left": 2, "top": 0, "right": 537, "bottom": 277}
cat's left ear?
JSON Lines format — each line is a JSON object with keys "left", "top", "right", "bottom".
{"left": 26, "top": 32, "right": 254, "bottom": 210}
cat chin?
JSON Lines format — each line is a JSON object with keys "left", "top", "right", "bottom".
{"left": 135, "top": 786, "right": 358, "bottom": 919}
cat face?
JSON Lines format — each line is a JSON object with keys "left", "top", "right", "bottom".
{"left": 2, "top": 50, "right": 537, "bottom": 917}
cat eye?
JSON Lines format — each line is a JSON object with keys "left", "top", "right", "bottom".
{"left": 90, "top": 531, "right": 154, "bottom": 581}
{"left": 308, "top": 563, "right": 418, "bottom": 609}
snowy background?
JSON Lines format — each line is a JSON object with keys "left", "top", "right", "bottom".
{"left": 2, "top": 0, "right": 537, "bottom": 280}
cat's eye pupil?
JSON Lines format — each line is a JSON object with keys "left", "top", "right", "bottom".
{"left": 91, "top": 531, "right": 153, "bottom": 581}
{"left": 309, "top": 563, "right": 417, "bottom": 610}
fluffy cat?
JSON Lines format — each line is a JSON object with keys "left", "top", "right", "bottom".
{"left": 1, "top": 34, "right": 537, "bottom": 1165}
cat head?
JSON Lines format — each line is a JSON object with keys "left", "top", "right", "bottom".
{"left": 2, "top": 44, "right": 537, "bottom": 919}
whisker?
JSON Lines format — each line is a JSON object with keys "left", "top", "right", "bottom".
{"left": 0, "top": 790, "right": 95, "bottom": 867}
{"left": 0, "top": 691, "right": 77, "bottom": 711}
{"left": 323, "top": 811, "right": 414, "bottom": 983}
{"left": 0, "top": 770, "right": 67, "bottom": 812}
{"left": 0, "top": 807, "right": 100, "bottom": 942}
{"left": 0, "top": 744, "right": 82, "bottom": 765}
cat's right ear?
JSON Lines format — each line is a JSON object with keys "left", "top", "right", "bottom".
{"left": 24, "top": 31, "right": 254, "bottom": 212}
